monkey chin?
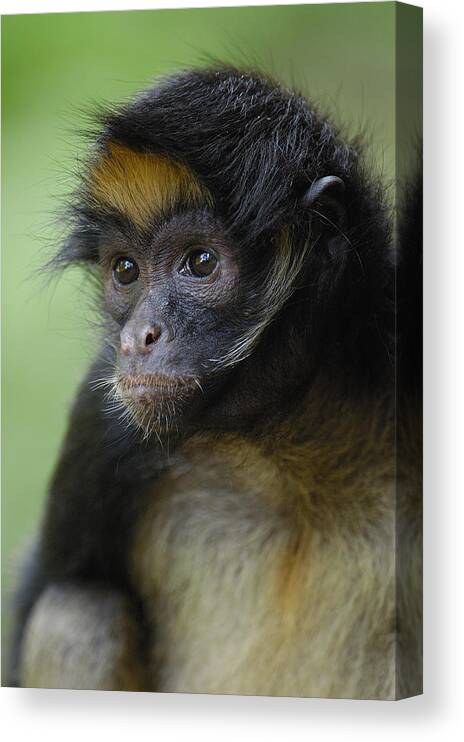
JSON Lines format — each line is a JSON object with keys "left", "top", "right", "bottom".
{"left": 112, "top": 373, "right": 200, "bottom": 442}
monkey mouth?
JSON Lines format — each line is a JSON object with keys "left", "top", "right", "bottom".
{"left": 111, "top": 373, "right": 201, "bottom": 440}
{"left": 116, "top": 373, "right": 199, "bottom": 402}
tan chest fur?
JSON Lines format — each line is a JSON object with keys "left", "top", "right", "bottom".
{"left": 130, "top": 426, "right": 398, "bottom": 699}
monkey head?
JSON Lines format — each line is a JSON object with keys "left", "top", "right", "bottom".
{"left": 58, "top": 67, "right": 388, "bottom": 438}
{"left": 91, "top": 148, "right": 244, "bottom": 436}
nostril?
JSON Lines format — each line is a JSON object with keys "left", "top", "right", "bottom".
{"left": 144, "top": 326, "right": 161, "bottom": 347}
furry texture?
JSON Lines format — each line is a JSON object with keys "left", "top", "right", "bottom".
{"left": 20, "top": 584, "right": 148, "bottom": 691}
{"left": 89, "top": 142, "right": 212, "bottom": 230}
{"left": 9, "top": 65, "right": 422, "bottom": 699}
{"left": 59, "top": 66, "right": 392, "bottom": 389}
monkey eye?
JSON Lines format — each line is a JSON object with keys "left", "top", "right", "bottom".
{"left": 113, "top": 256, "right": 139, "bottom": 285}
{"left": 181, "top": 249, "right": 218, "bottom": 278}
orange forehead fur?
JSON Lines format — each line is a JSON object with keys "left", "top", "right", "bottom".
{"left": 89, "top": 142, "right": 212, "bottom": 229}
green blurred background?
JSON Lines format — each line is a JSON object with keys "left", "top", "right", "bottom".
{"left": 1, "top": 2, "right": 421, "bottom": 664}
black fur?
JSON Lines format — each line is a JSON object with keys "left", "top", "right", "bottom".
{"left": 62, "top": 66, "right": 394, "bottom": 396}
{"left": 397, "top": 161, "right": 423, "bottom": 395}
{"left": 7, "top": 66, "right": 421, "bottom": 686}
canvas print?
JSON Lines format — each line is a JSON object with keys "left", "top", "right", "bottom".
{"left": 1, "top": 2, "right": 423, "bottom": 700}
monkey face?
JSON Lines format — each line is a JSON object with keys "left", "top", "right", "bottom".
{"left": 98, "top": 209, "right": 244, "bottom": 437}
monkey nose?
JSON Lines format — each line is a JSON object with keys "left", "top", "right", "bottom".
{"left": 120, "top": 324, "right": 162, "bottom": 356}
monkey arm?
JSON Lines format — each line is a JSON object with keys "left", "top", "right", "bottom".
{"left": 8, "top": 358, "right": 164, "bottom": 689}
{"left": 19, "top": 583, "right": 148, "bottom": 691}
{"left": 40, "top": 358, "right": 159, "bottom": 580}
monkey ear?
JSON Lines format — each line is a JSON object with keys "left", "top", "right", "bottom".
{"left": 301, "top": 175, "right": 346, "bottom": 225}
{"left": 301, "top": 176, "right": 347, "bottom": 259}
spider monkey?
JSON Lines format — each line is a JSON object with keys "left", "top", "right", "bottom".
{"left": 7, "top": 66, "right": 422, "bottom": 699}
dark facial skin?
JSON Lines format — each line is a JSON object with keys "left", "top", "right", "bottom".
{"left": 98, "top": 210, "right": 242, "bottom": 435}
